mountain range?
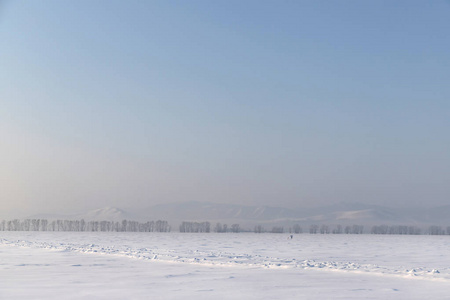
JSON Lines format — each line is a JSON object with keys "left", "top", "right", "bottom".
{"left": 27, "top": 201, "right": 450, "bottom": 228}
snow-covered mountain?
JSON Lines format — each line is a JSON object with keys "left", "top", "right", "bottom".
{"left": 27, "top": 207, "right": 138, "bottom": 222}
{"left": 75, "top": 207, "right": 137, "bottom": 222}
{"left": 412, "top": 204, "right": 450, "bottom": 225}
{"left": 130, "top": 201, "right": 416, "bottom": 226}
{"left": 137, "top": 201, "right": 301, "bottom": 222}
{"left": 25, "top": 201, "right": 450, "bottom": 227}
{"left": 302, "top": 207, "right": 409, "bottom": 225}
{"left": 136, "top": 201, "right": 449, "bottom": 226}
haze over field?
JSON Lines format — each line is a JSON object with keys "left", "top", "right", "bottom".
{"left": 2, "top": 3, "right": 450, "bottom": 299}
{"left": 1, "top": 1, "right": 449, "bottom": 219}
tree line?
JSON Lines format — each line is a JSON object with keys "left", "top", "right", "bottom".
{"left": 1, "top": 218, "right": 450, "bottom": 235}
{"left": 0, "top": 219, "right": 170, "bottom": 232}
{"left": 179, "top": 222, "right": 240, "bottom": 233}
{"left": 253, "top": 224, "right": 332, "bottom": 234}
{"left": 252, "top": 224, "right": 450, "bottom": 235}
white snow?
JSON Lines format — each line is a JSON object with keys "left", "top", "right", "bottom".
{"left": 1, "top": 232, "right": 450, "bottom": 299}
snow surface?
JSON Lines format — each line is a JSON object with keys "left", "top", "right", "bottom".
{"left": 1, "top": 232, "right": 450, "bottom": 299}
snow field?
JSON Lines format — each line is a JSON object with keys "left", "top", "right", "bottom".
{"left": 1, "top": 232, "right": 450, "bottom": 299}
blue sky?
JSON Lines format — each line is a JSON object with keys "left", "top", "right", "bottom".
{"left": 1, "top": 1, "right": 449, "bottom": 215}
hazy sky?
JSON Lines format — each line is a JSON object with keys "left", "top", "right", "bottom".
{"left": 1, "top": 1, "right": 449, "bottom": 216}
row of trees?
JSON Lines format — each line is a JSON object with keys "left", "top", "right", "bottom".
{"left": 310, "top": 224, "right": 364, "bottom": 234}
{"left": 253, "top": 224, "right": 450, "bottom": 235}
{"left": 370, "top": 225, "right": 450, "bottom": 235}
{"left": 253, "top": 224, "right": 364, "bottom": 234}
{"left": 1, "top": 219, "right": 450, "bottom": 235}
{"left": 371, "top": 225, "right": 421, "bottom": 235}
{"left": 427, "top": 225, "right": 450, "bottom": 235}
{"left": 179, "top": 221, "right": 211, "bottom": 233}
{"left": 0, "top": 219, "right": 170, "bottom": 232}
{"left": 179, "top": 222, "right": 241, "bottom": 233}
{"left": 255, "top": 225, "right": 287, "bottom": 233}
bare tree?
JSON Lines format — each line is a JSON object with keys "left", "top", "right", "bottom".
{"left": 271, "top": 226, "right": 284, "bottom": 233}
{"left": 254, "top": 225, "right": 264, "bottom": 233}
{"left": 231, "top": 224, "right": 240, "bottom": 233}
{"left": 293, "top": 224, "right": 302, "bottom": 234}
{"left": 309, "top": 224, "right": 318, "bottom": 234}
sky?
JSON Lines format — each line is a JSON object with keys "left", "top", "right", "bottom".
{"left": 1, "top": 1, "right": 449, "bottom": 217}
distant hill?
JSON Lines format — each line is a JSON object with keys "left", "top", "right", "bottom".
{"left": 130, "top": 201, "right": 418, "bottom": 226}
{"left": 25, "top": 201, "right": 450, "bottom": 228}
{"left": 137, "top": 201, "right": 302, "bottom": 222}
{"left": 75, "top": 207, "right": 137, "bottom": 222}
{"left": 412, "top": 204, "right": 450, "bottom": 225}
{"left": 302, "top": 207, "right": 409, "bottom": 225}
{"left": 27, "top": 207, "right": 138, "bottom": 222}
